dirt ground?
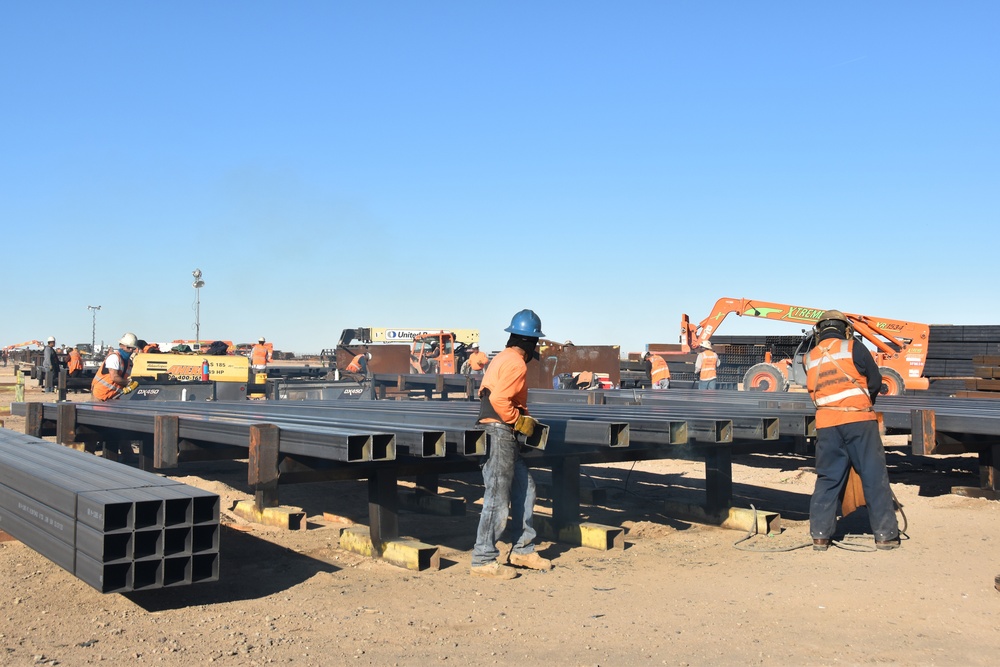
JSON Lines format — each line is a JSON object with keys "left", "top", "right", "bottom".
{"left": 1, "top": 363, "right": 999, "bottom": 666}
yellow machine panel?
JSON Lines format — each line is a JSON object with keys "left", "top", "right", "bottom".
{"left": 131, "top": 353, "right": 250, "bottom": 383}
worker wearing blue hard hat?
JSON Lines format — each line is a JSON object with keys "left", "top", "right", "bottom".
{"left": 471, "top": 309, "right": 552, "bottom": 579}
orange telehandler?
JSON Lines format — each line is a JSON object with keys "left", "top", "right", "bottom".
{"left": 679, "top": 297, "right": 930, "bottom": 395}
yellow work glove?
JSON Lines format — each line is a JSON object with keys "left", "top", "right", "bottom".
{"left": 120, "top": 380, "right": 140, "bottom": 395}
{"left": 513, "top": 413, "right": 538, "bottom": 437}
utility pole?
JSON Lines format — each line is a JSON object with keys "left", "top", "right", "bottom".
{"left": 87, "top": 305, "right": 101, "bottom": 352}
{"left": 192, "top": 269, "right": 205, "bottom": 348}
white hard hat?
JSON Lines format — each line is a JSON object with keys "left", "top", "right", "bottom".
{"left": 119, "top": 332, "right": 138, "bottom": 348}
{"left": 471, "top": 343, "right": 479, "bottom": 349}
{"left": 46, "top": 336, "right": 55, "bottom": 343}
{"left": 259, "top": 337, "right": 265, "bottom": 343}
{"left": 701, "top": 340, "right": 713, "bottom": 350}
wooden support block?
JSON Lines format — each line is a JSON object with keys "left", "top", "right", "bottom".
{"left": 154, "top": 415, "right": 179, "bottom": 469}
{"left": 249, "top": 423, "right": 280, "bottom": 510}
{"left": 232, "top": 500, "right": 306, "bottom": 530}
{"left": 0, "top": 530, "right": 18, "bottom": 543}
{"left": 951, "top": 487, "right": 1000, "bottom": 501}
{"left": 534, "top": 516, "right": 624, "bottom": 551}
{"left": 662, "top": 500, "right": 782, "bottom": 535}
{"left": 399, "top": 492, "right": 466, "bottom": 516}
{"left": 338, "top": 525, "right": 440, "bottom": 571}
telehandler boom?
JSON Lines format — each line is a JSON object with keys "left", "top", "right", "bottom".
{"left": 680, "top": 297, "right": 930, "bottom": 394}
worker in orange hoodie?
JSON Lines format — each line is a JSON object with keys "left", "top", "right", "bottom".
{"left": 471, "top": 309, "right": 552, "bottom": 579}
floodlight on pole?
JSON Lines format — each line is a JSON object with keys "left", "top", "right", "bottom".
{"left": 192, "top": 269, "right": 205, "bottom": 347}
{"left": 87, "top": 305, "right": 101, "bottom": 352}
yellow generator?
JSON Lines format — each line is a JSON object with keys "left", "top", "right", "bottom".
{"left": 131, "top": 353, "right": 251, "bottom": 383}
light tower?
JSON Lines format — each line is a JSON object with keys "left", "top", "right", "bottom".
{"left": 192, "top": 269, "right": 205, "bottom": 347}
{"left": 87, "top": 305, "right": 101, "bottom": 352}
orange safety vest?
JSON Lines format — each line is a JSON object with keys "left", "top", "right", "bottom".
{"left": 649, "top": 354, "right": 670, "bottom": 384}
{"left": 67, "top": 350, "right": 83, "bottom": 374}
{"left": 698, "top": 350, "right": 719, "bottom": 381}
{"left": 805, "top": 338, "right": 876, "bottom": 429}
{"left": 346, "top": 354, "right": 365, "bottom": 373}
{"left": 468, "top": 350, "right": 489, "bottom": 371}
{"left": 251, "top": 344, "right": 270, "bottom": 366}
{"left": 91, "top": 349, "right": 133, "bottom": 401}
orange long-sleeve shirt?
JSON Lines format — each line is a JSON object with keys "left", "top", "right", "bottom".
{"left": 478, "top": 347, "right": 528, "bottom": 424}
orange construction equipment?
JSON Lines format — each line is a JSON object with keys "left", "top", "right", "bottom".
{"left": 679, "top": 297, "right": 930, "bottom": 395}
{"left": 410, "top": 331, "right": 472, "bottom": 375}
{"left": 2, "top": 340, "right": 43, "bottom": 351}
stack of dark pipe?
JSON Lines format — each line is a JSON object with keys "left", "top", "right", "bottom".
{"left": 0, "top": 429, "right": 220, "bottom": 593}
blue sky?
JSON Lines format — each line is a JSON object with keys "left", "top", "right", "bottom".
{"left": 2, "top": 2, "right": 997, "bottom": 355}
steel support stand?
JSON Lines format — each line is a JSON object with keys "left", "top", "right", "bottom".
{"left": 551, "top": 455, "right": 581, "bottom": 529}
{"left": 249, "top": 424, "right": 280, "bottom": 510}
{"left": 368, "top": 466, "right": 399, "bottom": 553}
{"left": 153, "top": 415, "right": 179, "bottom": 469}
{"left": 705, "top": 447, "right": 733, "bottom": 511}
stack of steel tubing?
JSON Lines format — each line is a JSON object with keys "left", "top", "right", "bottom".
{"left": 0, "top": 429, "right": 220, "bottom": 594}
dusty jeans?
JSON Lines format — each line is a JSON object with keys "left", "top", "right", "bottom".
{"left": 810, "top": 420, "right": 900, "bottom": 542}
{"left": 471, "top": 423, "right": 538, "bottom": 566}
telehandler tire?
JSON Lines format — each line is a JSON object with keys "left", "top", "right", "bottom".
{"left": 742, "top": 363, "right": 788, "bottom": 392}
{"left": 878, "top": 367, "right": 906, "bottom": 396}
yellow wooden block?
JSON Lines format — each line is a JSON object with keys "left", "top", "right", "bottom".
{"left": 534, "top": 516, "right": 624, "bottom": 550}
{"left": 232, "top": 500, "right": 306, "bottom": 530}
{"left": 338, "top": 525, "right": 440, "bottom": 571}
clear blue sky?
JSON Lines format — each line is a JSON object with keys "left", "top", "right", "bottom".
{"left": 2, "top": 2, "right": 997, "bottom": 355}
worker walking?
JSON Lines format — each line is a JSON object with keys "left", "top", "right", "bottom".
{"left": 67, "top": 347, "right": 83, "bottom": 378}
{"left": 40, "top": 336, "right": 63, "bottom": 393}
{"left": 644, "top": 352, "right": 670, "bottom": 389}
{"left": 91, "top": 333, "right": 139, "bottom": 401}
{"left": 805, "top": 310, "right": 900, "bottom": 551}
{"left": 471, "top": 309, "right": 552, "bottom": 579}
{"left": 694, "top": 340, "right": 719, "bottom": 389}
{"left": 467, "top": 343, "right": 489, "bottom": 375}
{"left": 251, "top": 337, "right": 271, "bottom": 372}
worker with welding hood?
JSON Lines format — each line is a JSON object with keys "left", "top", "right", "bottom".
{"left": 805, "top": 310, "right": 900, "bottom": 551}
{"left": 470, "top": 309, "right": 553, "bottom": 579}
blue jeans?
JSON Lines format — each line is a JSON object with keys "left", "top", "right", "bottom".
{"left": 472, "top": 423, "right": 537, "bottom": 566}
{"left": 698, "top": 379, "right": 717, "bottom": 390}
{"left": 810, "top": 420, "right": 899, "bottom": 542}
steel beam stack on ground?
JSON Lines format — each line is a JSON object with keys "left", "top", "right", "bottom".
{"left": 0, "top": 429, "right": 220, "bottom": 593}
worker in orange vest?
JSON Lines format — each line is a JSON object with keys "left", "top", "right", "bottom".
{"left": 467, "top": 343, "right": 489, "bottom": 375}
{"left": 805, "top": 310, "right": 900, "bottom": 552}
{"left": 251, "top": 337, "right": 271, "bottom": 372}
{"left": 91, "top": 333, "right": 139, "bottom": 401}
{"left": 644, "top": 352, "right": 670, "bottom": 389}
{"left": 67, "top": 347, "right": 84, "bottom": 377}
{"left": 694, "top": 340, "right": 719, "bottom": 389}
{"left": 346, "top": 349, "right": 371, "bottom": 375}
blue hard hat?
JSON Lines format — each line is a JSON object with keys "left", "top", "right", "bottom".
{"left": 504, "top": 309, "right": 545, "bottom": 338}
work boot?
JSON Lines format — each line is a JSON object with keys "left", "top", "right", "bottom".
{"left": 495, "top": 541, "right": 513, "bottom": 564}
{"left": 875, "top": 537, "right": 901, "bottom": 550}
{"left": 812, "top": 539, "right": 830, "bottom": 552}
{"left": 470, "top": 560, "right": 518, "bottom": 579}
{"left": 509, "top": 551, "right": 553, "bottom": 571}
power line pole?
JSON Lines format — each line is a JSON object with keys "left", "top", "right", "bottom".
{"left": 87, "top": 305, "right": 101, "bottom": 352}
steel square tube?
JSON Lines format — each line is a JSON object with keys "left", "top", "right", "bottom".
{"left": 0, "top": 504, "right": 76, "bottom": 573}
{"left": 164, "top": 526, "right": 193, "bottom": 557}
{"left": 133, "top": 527, "right": 165, "bottom": 559}
{"left": 131, "top": 558, "right": 164, "bottom": 590}
{"left": 192, "top": 524, "right": 220, "bottom": 554}
{"left": 162, "top": 555, "right": 193, "bottom": 587}
{"left": 75, "top": 522, "right": 133, "bottom": 563}
{"left": 0, "top": 481, "right": 76, "bottom": 547}
{"left": 77, "top": 490, "right": 135, "bottom": 533}
{"left": 75, "top": 551, "right": 132, "bottom": 594}
{"left": 191, "top": 552, "right": 220, "bottom": 583}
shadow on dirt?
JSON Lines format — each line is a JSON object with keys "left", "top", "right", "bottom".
{"left": 125, "top": 525, "right": 339, "bottom": 611}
